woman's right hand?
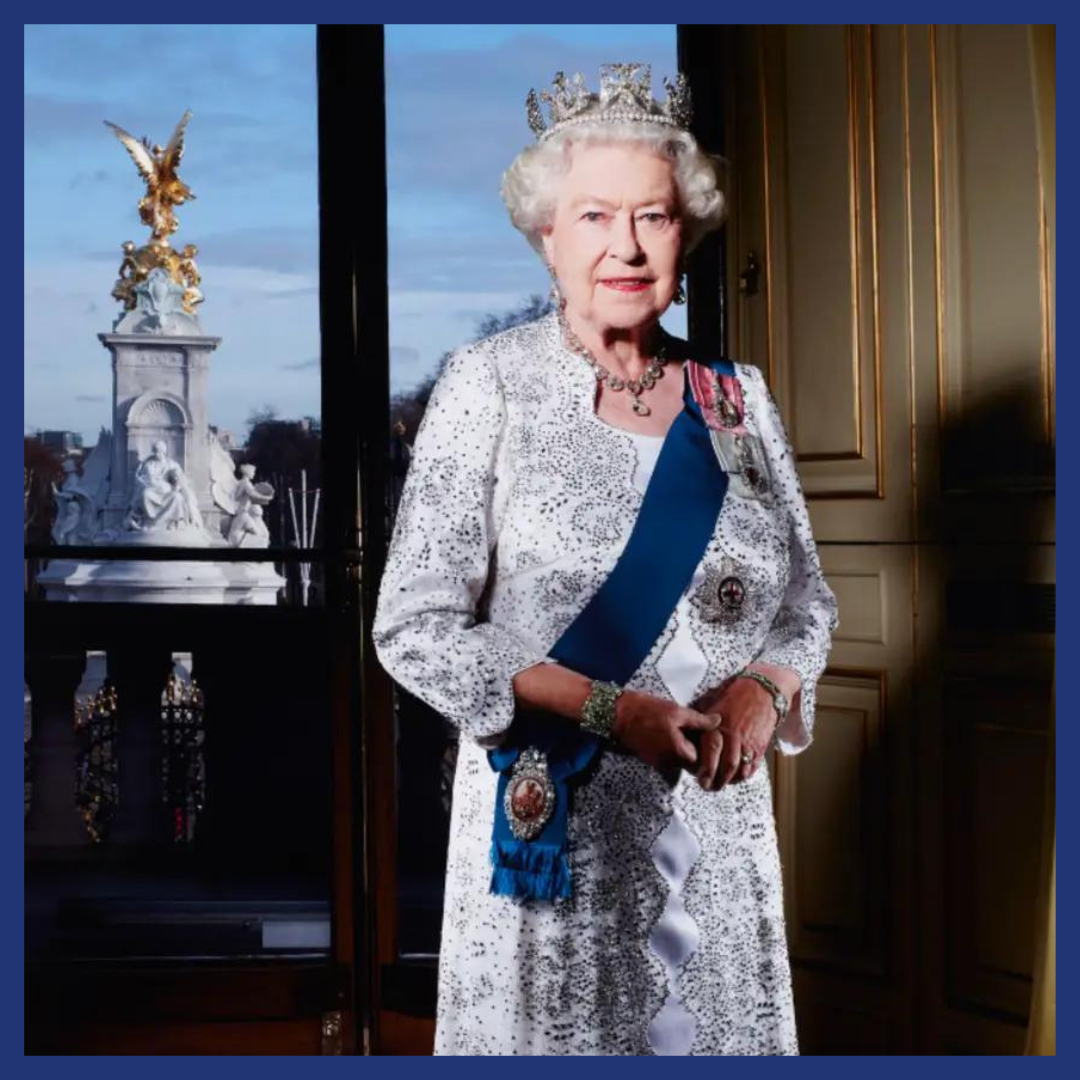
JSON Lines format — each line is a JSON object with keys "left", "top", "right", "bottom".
{"left": 610, "top": 690, "right": 720, "bottom": 774}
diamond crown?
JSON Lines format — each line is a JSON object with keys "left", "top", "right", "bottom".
{"left": 526, "top": 63, "right": 692, "bottom": 142}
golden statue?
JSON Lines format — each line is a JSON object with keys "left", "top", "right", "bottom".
{"left": 177, "top": 243, "right": 204, "bottom": 314}
{"left": 104, "top": 110, "right": 204, "bottom": 314}
{"left": 104, "top": 109, "right": 195, "bottom": 241}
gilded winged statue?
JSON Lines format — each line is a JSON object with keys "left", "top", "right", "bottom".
{"left": 104, "top": 109, "right": 196, "bottom": 243}
{"left": 104, "top": 109, "right": 205, "bottom": 315}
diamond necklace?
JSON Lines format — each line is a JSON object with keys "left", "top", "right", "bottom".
{"left": 558, "top": 309, "right": 669, "bottom": 417}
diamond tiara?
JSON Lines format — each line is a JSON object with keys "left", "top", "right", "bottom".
{"left": 526, "top": 62, "right": 693, "bottom": 142}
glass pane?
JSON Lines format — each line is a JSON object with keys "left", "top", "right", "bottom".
{"left": 385, "top": 24, "right": 682, "bottom": 958}
{"left": 24, "top": 27, "right": 333, "bottom": 996}
{"left": 24, "top": 25, "right": 322, "bottom": 606}
{"left": 26, "top": 641, "right": 332, "bottom": 964}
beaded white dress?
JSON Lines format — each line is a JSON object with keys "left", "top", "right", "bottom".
{"left": 373, "top": 311, "right": 837, "bottom": 1055}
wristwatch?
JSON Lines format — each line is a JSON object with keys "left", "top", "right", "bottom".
{"left": 735, "top": 669, "right": 789, "bottom": 728}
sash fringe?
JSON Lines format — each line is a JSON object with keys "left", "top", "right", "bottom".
{"left": 490, "top": 840, "right": 571, "bottom": 900}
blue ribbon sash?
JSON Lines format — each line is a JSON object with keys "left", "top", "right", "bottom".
{"left": 487, "top": 356, "right": 735, "bottom": 901}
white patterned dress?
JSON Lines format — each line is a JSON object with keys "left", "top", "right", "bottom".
{"left": 373, "top": 311, "right": 838, "bottom": 1055}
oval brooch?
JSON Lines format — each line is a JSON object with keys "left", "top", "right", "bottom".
{"left": 504, "top": 746, "right": 556, "bottom": 842}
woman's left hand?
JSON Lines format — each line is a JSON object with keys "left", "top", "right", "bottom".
{"left": 689, "top": 677, "right": 778, "bottom": 790}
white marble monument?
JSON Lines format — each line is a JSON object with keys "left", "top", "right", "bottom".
{"left": 38, "top": 110, "right": 286, "bottom": 604}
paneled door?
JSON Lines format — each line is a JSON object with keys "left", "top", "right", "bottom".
{"left": 723, "top": 24, "right": 1054, "bottom": 1055}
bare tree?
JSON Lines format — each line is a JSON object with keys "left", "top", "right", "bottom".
{"left": 24, "top": 437, "right": 63, "bottom": 545}
{"left": 390, "top": 294, "right": 553, "bottom": 443}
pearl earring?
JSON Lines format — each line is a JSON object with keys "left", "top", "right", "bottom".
{"left": 547, "top": 264, "right": 561, "bottom": 306}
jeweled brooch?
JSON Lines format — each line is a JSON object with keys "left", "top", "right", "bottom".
{"left": 693, "top": 555, "right": 753, "bottom": 625}
{"left": 504, "top": 747, "right": 557, "bottom": 841}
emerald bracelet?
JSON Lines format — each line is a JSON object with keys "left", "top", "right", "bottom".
{"left": 580, "top": 680, "right": 624, "bottom": 741}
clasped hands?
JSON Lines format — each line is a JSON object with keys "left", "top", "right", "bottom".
{"left": 611, "top": 676, "right": 779, "bottom": 789}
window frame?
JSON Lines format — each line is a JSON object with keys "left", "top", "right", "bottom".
{"left": 23, "top": 24, "right": 731, "bottom": 1055}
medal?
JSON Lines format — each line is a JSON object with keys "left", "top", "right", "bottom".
{"left": 717, "top": 573, "right": 747, "bottom": 616}
{"left": 708, "top": 430, "right": 773, "bottom": 500}
{"left": 693, "top": 556, "right": 753, "bottom": 625}
{"left": 734, "top": 434, "right": 771, "bottom": 496}
{"left": 688, "top": 362, "right": 771, "bottom": 498}
{"left": 504, "top": 747, "right": 556, "bottom": 841}
{"left": 716, "top": 394, "right": 742, "bottom": 429}
{"left": 688, "top": 361, "right": 747, "bottom": 434}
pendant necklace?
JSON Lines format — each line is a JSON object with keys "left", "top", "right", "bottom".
{"left": 558, "top": 310, "right": 668, "bottom": 417}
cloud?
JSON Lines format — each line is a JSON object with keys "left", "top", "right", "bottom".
{"left": 188, "top": 226, "right": 318, "bottom": 274}
{"left": 389, "top": 223, "right": 545, "bottom": 295}
{"left": 281, "top": 346, "right": 423, "bottom": 374}
{"left": 82, "top": 227, "right": 319, "bottom": 275}
{"left": 25, "top": 26, "right": 318, "bottom": 192}
{"left": 385, "top": 33, "right": 680, "bottom": 202}
{"left": 70, "top": 168, "right": 111, "bottom": 188}
{"left": 24, "top": 93, "right": 122, "bottom": 147}
{"left": 390, "top": 344, "right": 420, "bottom": 367}
{"left": 265, "top": 284, "right": 319, "bottom": 301}
{"left": 25, "top": 25, "right": 679, "bottom": 440}
{"left": 25, "top": 256, "right": 321, "bottom": 442}
{"left": 24, "top": 93, "right": 259, "bottom": 150}
{"left": 24, "top": 25, "right": 315, "bottom": 118}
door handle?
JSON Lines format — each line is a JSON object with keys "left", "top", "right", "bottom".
{"left": 738, "top": 250, "right": 762, "bottom": 297}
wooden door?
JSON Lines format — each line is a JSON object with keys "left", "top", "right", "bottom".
{"left": 723, "top": 24, "right": 1055, "bottom": 1054}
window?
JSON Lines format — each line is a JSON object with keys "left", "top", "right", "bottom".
{"left": 24, "top": 25, "right": 323, "bottom": 607}
{"left": 23, "top": 26, "right": 352, "bottom": 1055}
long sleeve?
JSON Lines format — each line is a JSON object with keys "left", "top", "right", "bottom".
{"left": 745, "top": 365, "right": 839, "bottom": 755}
{"left": 372, "top": 345, "right": 548, "bottom": 746}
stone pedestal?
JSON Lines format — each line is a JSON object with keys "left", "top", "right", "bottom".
{"left": 98, "top": 329, "right": 225, "bottom": 539}
{"left": 40, "top": 287, "right": 287, "bottom": 605}
{"left": 38, "top": 557, "right": 285, "bottom": 605}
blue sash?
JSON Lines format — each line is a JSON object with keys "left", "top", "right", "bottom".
{"left": 487, "top": 355, "right": 735, "bottom": 901}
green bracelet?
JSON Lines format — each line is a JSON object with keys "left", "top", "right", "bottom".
{"left": 580, "top": 680, "right": 624, "bottom": 741}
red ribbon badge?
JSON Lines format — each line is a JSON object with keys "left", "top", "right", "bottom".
{"left": 687, "top": 361, "right": 746, "bottom": 435}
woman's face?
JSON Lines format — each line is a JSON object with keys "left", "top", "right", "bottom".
{"left": 541, "top": 141, "right": 684, "bottom": 334}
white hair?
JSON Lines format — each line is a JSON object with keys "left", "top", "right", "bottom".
{"left": 499, "top": 120, "right": 727, "bottom": 258}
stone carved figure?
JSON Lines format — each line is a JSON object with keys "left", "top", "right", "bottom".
{"left": 51, "top": 460, "right": 84, "bottom": 544}
{"left": 133, "top": 267, "right": 187, "bottom": 332}
{"left": 233, "top": 502, "right": 271, "bottom": 548}
{"left": 123, "top": 440, "right": 207, "bottom": 537}
{"left": 209, "top": 439, "right": 276, "bottom": 548}
{"left": 50, "top": 432, "right": 113, "bottom": 545}
{"left": 227, "top": 465, "right": 275, "bottom": 548}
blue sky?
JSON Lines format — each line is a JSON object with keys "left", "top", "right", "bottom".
{"left": 24, "top": 24, "right": 680, "bottom": 444}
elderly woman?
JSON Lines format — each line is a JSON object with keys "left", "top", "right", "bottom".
{"left": 373, "top": 63, "right": 837, "bottom": 1057}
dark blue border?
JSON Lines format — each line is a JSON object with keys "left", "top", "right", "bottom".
{"left": 12, "top": 9, "right": 1072, "bottom": 1070}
